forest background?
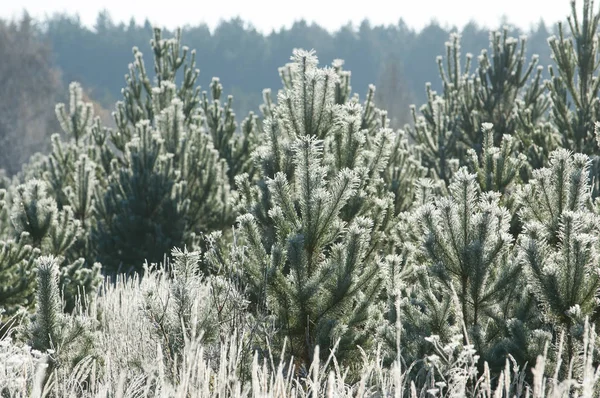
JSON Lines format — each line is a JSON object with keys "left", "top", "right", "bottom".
{"left": 0, "top": 10, "right": 556, "bottom": 175}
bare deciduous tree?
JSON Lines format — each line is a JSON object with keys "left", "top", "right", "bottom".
{"left": 0, "top": 13, "right": 62, "bottom": 175}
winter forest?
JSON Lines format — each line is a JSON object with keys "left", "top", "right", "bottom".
{"left": 3, "top": 0, "right": 600, "bottom": 396}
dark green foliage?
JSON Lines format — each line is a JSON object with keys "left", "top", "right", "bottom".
{"left": 0, "top": 235, "right": 38, "bottom": 317}
{"left": 0, "top": 178, "right": 101, "bottom": 316}
{"left": 93, "top": 121, "right": 187, "bottom": 275}
{"left": 20, "top": 28, "right": 246, "bottom": 276}
{"left": 90, "top": 28, "right": 241, "bottom": 271}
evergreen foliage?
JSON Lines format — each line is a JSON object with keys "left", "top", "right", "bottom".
{"left": 547, "top": 0, "right": 600, "bottom": 155}
{"left": 407, "top": 29, "right": 550, "bottom": 186}
{"left": 201, "top": 77, "right": 260, "bottom": 185}
{"left": 0, "top": 177, "right": 100, "bottom": 317}
{"left": 545, "top": 0, "right": 600, "bottom": 198}
{"left": 30, "top": 256, "right": 62, "bottom": 353}
{"left": 518, "top": 149, "right": 600, "bottom": 368}
{"left": 0, "top": 234, "right": 38, "bottom": 317}
{"left": 467, "top": 123, "right": 526, "bottom": 196}
{"left": 90, "top": 28, "right": 254, "bottom": 273}
{"left": 415, "top": 168, "right": 524, "bottom": 369}
{"left": 8, "top": 1, "right": 600, "bottom": 395}
{"left": 93, "top": 119, "right": 188, "bottom": 275}
{"left": 232, "top": 50, "right": 395, "bottom": 371}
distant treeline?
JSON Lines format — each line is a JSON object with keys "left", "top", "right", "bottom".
{"left": 36, "top": 11, "right": 558, "bottom": 122}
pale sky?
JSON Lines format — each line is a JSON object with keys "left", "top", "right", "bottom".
{"left": 1, "top": 0, "right": 576, "bottom": 33}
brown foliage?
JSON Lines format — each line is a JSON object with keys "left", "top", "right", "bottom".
{"left": 0, "top": 13, "right": 62, "bottom": 175}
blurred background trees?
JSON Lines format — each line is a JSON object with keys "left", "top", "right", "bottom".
{"left": 0, "top": 14, "right": 61, "bottom": 175}
{"left": 0, "top": 11, "right": 559, "bottom": 179}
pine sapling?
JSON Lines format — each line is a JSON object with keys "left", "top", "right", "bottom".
{"left": 31, "top": 256, "right": 62, "bottom": 354}
{"left": 518, "top": 148, "right": 600, "bottom": 369}
{"left": 416, "top": 168, "right": 522, "bottom": 368}
{"left": 238, "top": 136, "right": 383, "bottom": 370}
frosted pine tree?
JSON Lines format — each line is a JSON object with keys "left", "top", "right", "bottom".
{"left": 237, "top": 137, "right": 383, "bottom": 370}
{"left": 546, "top": 0, "right": 600, "bottom": 197}
{"left": 269, "top": 50, "right": 421, "bottom": 216}
{"left": 43, "top": 28, "right": 250, "bottom": 273}
{"left": 0, "top": 83, "right": 105, "bottom": 315}
{"left": 1, "top": 178, "right": 101, "bottom": 314}
{"left": 111, "top": 29, "right": 233, "bottom": 227}
{"left": 547, "top": 0, "right": 600, "bottom": 154}
{"left": 201, "top": 77, "right": 260, "bottom": 185}
{"left": 0, "top": 188, "right": 38, "bottom": 320}
{"left": 464, "top": 30, "right": 544, "bottom": 150}
{"left": 90, "top": 28, "right": 264, "bottom": 272}
{"left": 30, "top": 256, "right": 63, "bottom": 353}
{"left": 467, "top": 123, "right": 527, "bottom": 235}
{"left": 468, "top": 123, "right": 526, "bottom": 196}
{"left": 408, "top": 29, "right": 547, "bottom": 185}
{"left": 518, "top": 149, "right": 600, "bottom": 369}
{"left": 414, "top": 168, "right": 527, "bottom": 370}
{"left": 28, "top": 255, "right": 99, "bottom": 382}
{"left": 232, "top": 50, "right": 393, "bottom": 371}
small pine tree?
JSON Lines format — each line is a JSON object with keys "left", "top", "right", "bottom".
{"left": 26, "top": 28, "right": 242, "bottom": 276}
{"left": 28, "top": 255, "right": 100, "bottom": 386}
{"left": 142, "top": 246, "right": 247, "bottom": 381}
{"left": 547, "top": 0, "right": 600, "bottom": 155}
{"left": 415, "top": 168, "right": 523, "bottom": 368}
{"left": 237, "top": 136, "right": 383, "bottom": 370}
{"left": 5, "top": 179, "right": 101, "bottom": 313}
{"left": 546, "top": 0, "right": 600, "bottom": 198}
{"left": 31, "top": 256, "right": 62, "bottom": 353}
{"left": 518, "top": 148, "right": 600, "bottom": 368}
{"left": 233, "top": 50, "right": 394, "bottom": 371}
{"left": 201, "top": 77, "right": 260, "bottom": 185}
{"left": 467, "top": 122, "right": 527, "bottom": 236}
{"left": 408, "top": 29, "right": 546, "bottom": 186}
{"left": 93, "top": 121, "right": 188, "bottom": 275}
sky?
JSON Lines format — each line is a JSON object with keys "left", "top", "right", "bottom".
{"left": 1, "top": 0, "right": 577, "bottom": 33}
